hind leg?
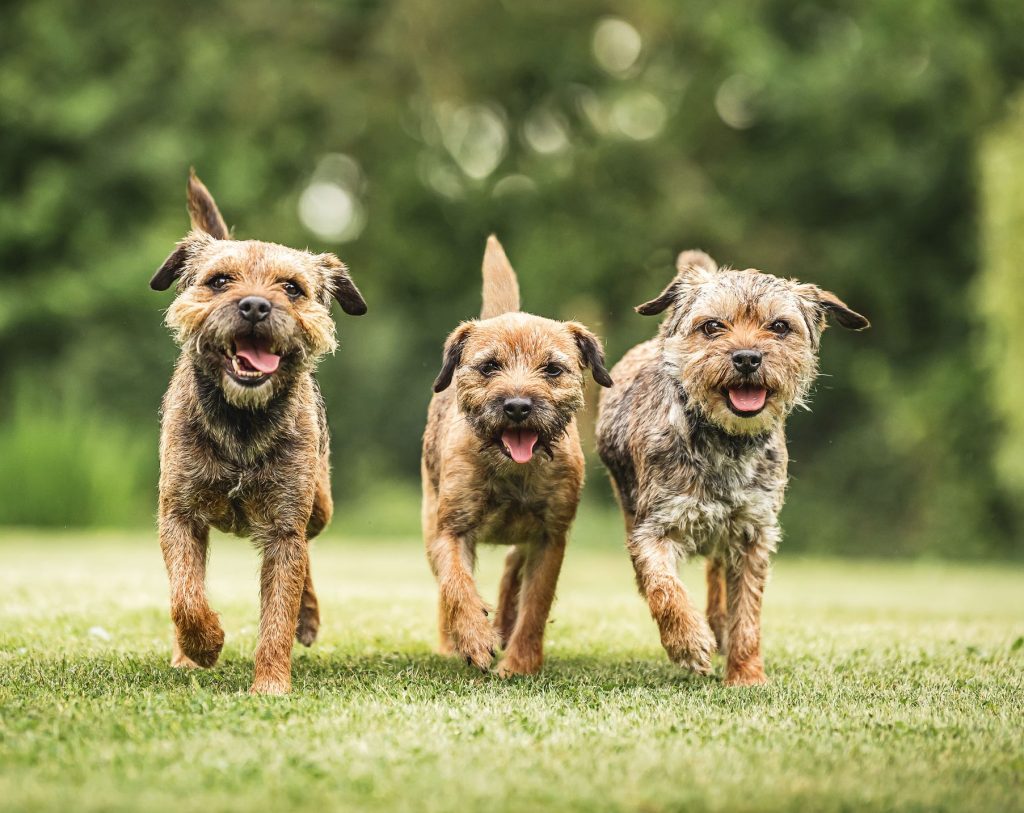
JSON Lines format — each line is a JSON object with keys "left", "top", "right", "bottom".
{"left": 295, "top": 562, "right": 320, "bottom": 647}
{"left": 495, "top": 547, "right": 525, "bottom": 647}
{"left": 706, "top": 558, "right": 728, "bottom": 651}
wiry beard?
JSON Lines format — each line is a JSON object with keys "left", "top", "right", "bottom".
{"left": 459, "top": 393, "right": 580, "bottom": 461}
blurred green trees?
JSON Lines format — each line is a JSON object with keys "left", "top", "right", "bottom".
{"left": 2, "top": 0, "right": 1023, "bottom": 555}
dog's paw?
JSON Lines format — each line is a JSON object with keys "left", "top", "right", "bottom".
{"left": 249, "top": 677, "right": 291, "bottom": 696}
{"left": 176, "top": 613, "right": 225, "bottom": 668}
{"left": 170, "top": 649, "right": 201, "bottom": 669}
{"left": 663, "top": 618, "right": 716, "bottom": 676}
{"left": 492, "top": 646, "right": 542, "bottom": 678}
{"left": 449, "top": 613, "right": 500, "bottom": 672}
{"left": 295, "top": 606, "right": 320, "bottom": 647}
{"left": 725, "top": 656, "right": 767, "bottom": 687}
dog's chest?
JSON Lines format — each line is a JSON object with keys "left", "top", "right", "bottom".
{"left": 660, "top": 448, "right": 780, "bottom": 554}
{"left": 473, "top": 478, "right": 552, "bottom": 545}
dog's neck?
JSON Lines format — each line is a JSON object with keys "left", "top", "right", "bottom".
{"left": 188, "top": 361, "right": 307, "bottom": 463}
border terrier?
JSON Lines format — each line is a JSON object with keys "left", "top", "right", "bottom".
{"left": 422, "top": 236, "right": 613, "bottom": 676}
{"left": 149, "top": 171, "right": 366, "bottom": 695}
{"left": 596, "top": 250, "right": 868, "bottom": 685}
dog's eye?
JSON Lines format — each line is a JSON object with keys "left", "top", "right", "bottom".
{"left": 207, "top": 274, "right": 231, "bottom": 291}
{"left": 768, "top": 319, "right": 791, "bottom": 337}
{"left": 479, "top": 361, "right": 501, "bottom": 377}
{"left": 543, "top": 363, "right": 564, "bottom": 378}
{"left": 701, "top": 320, "right": 726, "bottom": 337}
{"left": 282, "top": 281, "right": 304, "bottom": 299}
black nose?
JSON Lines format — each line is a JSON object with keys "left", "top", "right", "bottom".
{"left": 238, "top": 296, "right": 272, "bottom": 323}
{"left": 503, "top": 397, "right": 533, "bottom": 423}
{"left": 732, "top": 349, "right": 762, "bottom": 374}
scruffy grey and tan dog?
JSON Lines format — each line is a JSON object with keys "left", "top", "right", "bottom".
{"left": 150, "top": 172, "right": 366, "bottom": 694}
{"left": 596, "top": 250, "right": 868, "bottom": 685}
{"left": 422, "top": 236, "right": 612, "bottom": 676}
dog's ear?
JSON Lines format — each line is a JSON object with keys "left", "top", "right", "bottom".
{"left": 150, "top": 232, "right": 211, "bottom": 291}
{"left": 567, "top": 322, "right": 613, "bottom": 387}
{"left": 636, "top": 279, "right": 683, "bottom": 316}
{"left": 318, "top": 254, "right": 367, "bottom": 316}
{"left": 636, "top": 249, "right": 718, "bottom": 315}
{"left": 433, "top": 322, "right": 474, "bottom": 393}
{"left": 187, "top": 170, "right": 230, "bottom": 240}
{"left": 798, "top": 284, "right": 870, "bottom": 332}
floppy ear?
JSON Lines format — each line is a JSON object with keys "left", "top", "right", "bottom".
{"left": 149, "top": 232, "right": 211, "bottom": 291}
{"left": 150, "top": 244, "right": 190, "bottom": 291}
{"left": 636, "top": 249, "right": 718, "bottom": 316}
{"left": 798, "top": 284, "right": 870, "bottom": 331}
{"left": 433, "top": 322, "right": 474, "bottom": 393}
{"left": 819, "top": 290, "right": 870, "bottom": 330}
{"left": 568, "top": 323, "right": 613, "bottom": 388}
{"left": 187, "top": 170, "right": 230, "bottom": 240}
{"left": 319, "top": 254, "right": 368, "bottom": 316}
{"left": 635, "top": 279, "right": 683, "bottom": 316}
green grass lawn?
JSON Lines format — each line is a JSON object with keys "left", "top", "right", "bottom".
{"left": 1, "top": 531, "right": 1022, "bottom": 813}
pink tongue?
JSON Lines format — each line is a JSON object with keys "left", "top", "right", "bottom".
{"left": 501, "top": 429, "right": 539, "bottom": 464}
{"left": 234, "top": 337, "right": 281, "bottom": 374}
{"left": 728, "top": 386, "right": 768, "bottom": 413}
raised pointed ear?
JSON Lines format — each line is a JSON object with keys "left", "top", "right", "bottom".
{"left": 636, "top": 249, "right": 718, "bottom": 315}
{"left": 798, "top": 284, "right": 870, "bottom": 331}
{"left": 433, "top": 322, "right": 474, "bottom": 393}
{"left": 319, "top": 254, "right": 367, "bottom": 316}
{"left": 567, "top": 322, "right": 613, "bottom": 387}
{"left": 187, "top": 170, "right": 230, "bottom": 239}
{"left": 149, "top": 232, "right": 211, "bottom": 291}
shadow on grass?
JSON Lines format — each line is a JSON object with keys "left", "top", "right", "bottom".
{"left": 1, "top": 649, "right": 722, "bottom": 699}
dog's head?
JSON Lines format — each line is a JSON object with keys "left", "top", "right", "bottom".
{"left": 637, "top": 250, "right": 868, "bottom": 436}
{"left": 150, "top": 172, "right": 366, "bottom": 409}
{"left": 432, "top": 246, "right": 612, "bottom": 465}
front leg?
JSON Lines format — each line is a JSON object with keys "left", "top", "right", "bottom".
{"left": 252, "top": 534, "right": 309, "bottom": 695}
{"left": 628, "top": 526, "right": 715, "bottom": 675}
{"left": 428, "top": 530, "right": 498, "bottom": 671}
{"left": 159, "top": 509, "right": 223, "bottom": 668}
{"left": 723, "top": 528, "right": 774, "bottom": 686}
{"left": 494, "top": 534, "right": 566, "bottom": 677}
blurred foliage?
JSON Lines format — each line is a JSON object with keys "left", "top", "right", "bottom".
{"left": 978, "top": 91, "right": 1024, "bottom": 501}
{"left": 2, "top": 0, "right": 1024, "bottom": 556}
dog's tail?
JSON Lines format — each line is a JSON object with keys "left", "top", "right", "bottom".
{"left": 481, "top": 235, "right": 521, "bottom": 318}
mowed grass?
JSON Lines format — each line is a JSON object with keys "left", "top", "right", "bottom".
{"left": 1, "top": 531, "right": 1022, "bottom": 813}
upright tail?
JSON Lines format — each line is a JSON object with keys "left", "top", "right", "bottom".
{"left": 481, "top": 235, "right": 521, "bottom": 318}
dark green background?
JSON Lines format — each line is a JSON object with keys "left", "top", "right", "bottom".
{"left": 3, "top": 0, "right": 1024, "bottom": 557}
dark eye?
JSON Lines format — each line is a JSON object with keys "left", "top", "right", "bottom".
{"left": 207, "top": 274, "right": 231, "bottom": 291}
{"left": 544, "top": 363, "right": 564, "bottom": 378}
{"left": 282, "top": 281, "right": 303, "bottom": 298}
{"left": 768, "top": 319, "right": 791, "bottom": 336}
{"left": 701, "top": 320, "right": 726, "bottom": 337}
{"left": 479, "top": 361, "right": 501, "bottom": 377}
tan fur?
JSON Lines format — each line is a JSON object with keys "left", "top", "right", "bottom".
{"left": 152, "top": 173, "right": 365, "bottom": 695}
{"left": 422, "top": 237, "right": 611, "bottom": 675}
{"left": 598, "top": 250, "right": 867, "bottom": 686}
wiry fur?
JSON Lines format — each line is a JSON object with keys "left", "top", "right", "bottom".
{"left": 153, "top": 172, "right": 366, "bottom": 694}
{"left": 597, "top": 250, "right": 867, "bottom": 685}
{"left": 422, "top": 236, "right": 612, "bottom": 676}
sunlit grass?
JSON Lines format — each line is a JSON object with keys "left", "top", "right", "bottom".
{"left": 1, "top": 532, "right": 1022, "bottom": 812}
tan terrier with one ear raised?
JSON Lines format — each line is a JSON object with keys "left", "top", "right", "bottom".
{"left": 150, "top": 172, "right": 366, "bottom": 694}
{"left": 422, "top": 237, "right": 613, "bottom": 676}
{"left": 597, "top": 250, "right": 868, "bottom": 685}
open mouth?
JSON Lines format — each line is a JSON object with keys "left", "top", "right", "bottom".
{"left": 724, "top": 386, "right": 769, "bottom": 417}
{"left": 499, "top": 428, "right": 540, "bottom": 464}
{"left": 223, "top": 336, "right": 281, "bottom": 386}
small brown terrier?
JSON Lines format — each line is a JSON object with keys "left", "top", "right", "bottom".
{"left": 422, "top": 237, "right": 612, "bottom": 675}
{"left": 597, "top": 250, "right": 868, "bottom": 685}
{"left": 150, "top": 172, "right": 366, "bottom": 694}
